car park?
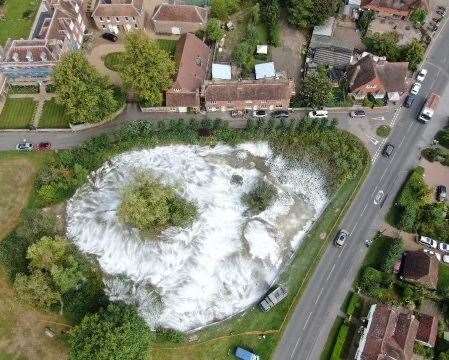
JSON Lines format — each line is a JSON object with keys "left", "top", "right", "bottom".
{"left": 382, "top": 143, "right": 395, "bottom": 158}
{"left": 334, "top": 229, "right": 349, "bottom": 247}
{"left": 350, "top": 109, "right": 366, "bottom": 118}
{"left": 403, "top": 94, "right": 415, "bottom": 108}
{"left": 271, "top": 110, "right": 289, "bottom": 118}
{"left": 308, "top": 110, "right": 328, "bottom": 119}
{"left": 428, "top": 23, "right": 439, "bottom": 32}
{"left": 16, "top": 142, "right": 33, "bottom": 151}
{"left": 437, "top": 185, "right": 447, "bottom": 202}
{"left": 439, "top": 242, "right": 449, "bottom": 253}
{"left": 416, "top": 69, "right": 428, "bottom": 82}
{"left": 37, "top": 142, "right": 52, "bottom": 150}
{"left": 252, "top": 110, "right": 267, "bottom": 118}
{"left": 102, "top": 32, "right": 118, "bottom": 42}
{"left": 433, "top": 17, "right": 443, "bottom": 24}
{"left": 411, "top": 82, "right": 422, "bottom": 95}
{"left": 417, "top": 235, "right": 438, "bottom": 249}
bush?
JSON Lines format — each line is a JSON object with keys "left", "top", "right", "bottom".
{"left": 357, "top": 10, "right": 375, "bottom": 37}
{"left": 376, "top": 125, "right": 391, "bottom": 138}
{"left": 205, "top": 19, "right": 224, "bottom": 42}
{"left": 242, "top": 179, "right": 277, "bottom": 213}
{"left": 379, "top": 238, "right": 403, "bottom": 273}
{"left": 346, "top": 292, "right": 363, "bottom": 317}
{"left": 409, "top": 9, "right": 427, "bottom": 27}
{"left": 437, "top": 129, "right": 449, "bottom": 149}
{"left": 330, "top": 324, "right": 351, "bottom": 360}
{"left": 155, "top": 328, "right": 185, "bottom": 344}
{"left": 118, "top": 173, "right": 198, "bottom": 233}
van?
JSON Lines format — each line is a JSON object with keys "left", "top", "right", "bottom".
{"left": 308, "top": 110, "right": 328, "bottom": 119}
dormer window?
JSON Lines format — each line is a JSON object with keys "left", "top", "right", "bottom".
{"left": 26, "top": 50, "right": 33, "bottom": 62}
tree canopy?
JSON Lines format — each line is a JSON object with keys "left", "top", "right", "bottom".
{"left": 297, "top": 69, "right": 334, "bottom": 108}
{"left": 211, "top": 0, "right": 239, "bottom": 20}
{"left": 205, "top": 18, "right": 224, "bottom": 42}
{"left": 409, "top": 8, "right": 427, "bottom": 27}
{"left": 69, "top": 303, "right": 153, "bottom": 360}
{"left": 119, "top": 31, "right": 176, "bottom": 106}
{"left": 403, "top": 39, "right": 425, "bottom": 71}
{"left": 53, "top": 52, "right": 119, "bottom": 124}
{"left": 364, "top": 32, "right": 401, "bottom": 61}
{"left": 287, "top": 0, "right": 335, "bottom": 28}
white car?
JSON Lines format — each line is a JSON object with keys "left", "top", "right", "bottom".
{"left": 416, "top": 69, "right": 428, "bottom": 82}
{"left": 424, "top": 248, "right": 442, "bottom": 261}
{"left": 443, "top": 254, "right": 449, "bottom": 264}
{"left": 417, "top": 235, "right": 438, "bottom": 249}
{"left": 439, "top": 242, "right": 449, "bottom": 253}
{"left": 411, "top": 82, "right": 422, "bottom": 95}
{"left": 308, "top": 110, "right": 328, "bottom": 119}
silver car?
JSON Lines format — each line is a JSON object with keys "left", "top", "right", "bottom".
{"left": 334, "top": 229, "right": 349, "bottom": 247}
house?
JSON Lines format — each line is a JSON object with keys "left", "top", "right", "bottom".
{"left": 0, "top": 0, "right": 86, "bottom": 81}
{"left": 416, "top": 313, "right": 438, "bottom": 347}
{"left": 361, "top": 0, "right": 429, "bottom": 18}
{"left": 307, "top": 17, "right": 354, "bottom": 73}
{"left": 165, "top": 33, "right": 211, "bottom": 112}
{"left": 400, "top": 250, "right": 439, "bottom": 289}
{"left": 202, "top": 79, "right": 295, "bottom": 112}
{"left": 151, "top": 4, "right": 208, "bottom": 35}
{"left": 91, "top": 0, "right": 144, "bottom": 33}
{"left": 355, "top": 304, "right": 438, "bottom": 359}
{"left": 348, "top": 53, "right": 408, "bottom": 100}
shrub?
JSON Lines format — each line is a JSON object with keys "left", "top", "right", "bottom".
{"left": 437, "top": 129, "right": 449, "bottom": 149}
{"left": 379, "top": 238, "right": 403, "bottom": 273}
{"left": 409, "top": 9, "right": 427, "bottom": 27}
{"left": 346, "top": 292, "right": 363, "bottom": 317}
{"left": 330, "top": 324, "right": 351, "bottom": 360}
{"left": 376, "top": 125, "right": 391, "bottom": 138}
{"left": 205, "top": 19, "right": 224, "bottom": 43}
{"left": 242, "top": 179, "right": 277, "bottom": 213}
{"left": 155, "top": 328, "right": 185, "bottom": 344}
{"left": 118, "top": 173, "right": 198, "bottom": 233}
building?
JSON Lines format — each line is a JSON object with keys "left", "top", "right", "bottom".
{"left": 255, "top": 62, "right": 275, "bottom": 80}
{"left": 400, "top": 250, "right": 439, "bottom": 289}
{"left": 0, "top": 0, "right": 86, "bottom": 81}
{"left": 416, "top": 313, "right": 438, "bottom": 347}
{"left": 203, "top": 79, "right": 295, "bottom": 112}
{"left": 151, "top": 4, "right": 208, "bottom": 35}
{"left": 361, "top": 0, "right": 429, "bottom": 18}
{"left": 355, "top": 304, "right": 438, "bottom": 359}
{"left": 165, "top": 33, "right": 211, "bottom": 112}
{"left": 307, "top": 17, "right": 354, "bottom": 73}
{"left": 91, "top": 0, "right": 144, "bottom": 32}
{"left": 212, "top": 63, "right": 231, "bottom": 80}
{"left": 348, "top": 53, "right": 408, "bottom": 100}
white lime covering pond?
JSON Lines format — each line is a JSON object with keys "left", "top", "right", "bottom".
{"left": 66, "top": 143, "right": 328, "bottom": 331}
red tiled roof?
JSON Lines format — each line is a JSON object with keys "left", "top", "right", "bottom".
{"left": 152, "top": 4, "right": 207, "bottom": 24}
{"left": 416, "top": 313, "right": 438, "bottom": 347}
{"left": 92, "top": 0, "right": 143, "bottom": 18}
{"left": 401, "top": 251, "right": 439, "bottom": 289}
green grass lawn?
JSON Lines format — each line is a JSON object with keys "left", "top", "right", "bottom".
{"left": 156, "top": 39, "right": 177, "bottom": 58}
{"left": 0, "top": 0, "right": 40, "bottom": 45}
{"left": 154, "top": 147, "right": 370, "bottom": 359}
{"left": 438, "top": 263, "right": 449, "bottom": 292}
{"left": 0, "top": 98, "right": 36, "bottom": 129}
{"left": 39, "top": 99, "right": 71, "bottom": 128}
{"left": 103, "top": 52, "right": 124, "bottom": 72}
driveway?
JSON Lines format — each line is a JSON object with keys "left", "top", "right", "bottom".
{"left": 86, "top": 41, "right": 125, "bottom": 86}
{"left": 420, "top": 157, "right": 449, "bottom": 195}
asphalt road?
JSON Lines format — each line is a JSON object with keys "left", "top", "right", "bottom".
{"left": 273, "top": 19, "right": 449, "bottom": 360}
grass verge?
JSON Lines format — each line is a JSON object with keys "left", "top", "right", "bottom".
{"left": 321, "top": 316, "right": 345, "bottom": 360}
{"left": 0, "top": 98, "right": 36, "bottom": 129}
{"left": 39, "top": 98, "right": 71, "bottom": 128}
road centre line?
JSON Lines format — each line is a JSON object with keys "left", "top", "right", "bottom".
{"left": 303, "top": 312, "right": 313, "bottom": 330}
{"left": 326, "top": 264, "right": 336, "bottom": 281}
{"left": 314, "top": 288, "right": 324, "bottom": 305}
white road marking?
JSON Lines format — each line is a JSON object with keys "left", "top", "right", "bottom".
{"left": 314, "top": 288, "right": 324, "bottom": 304}
{"left": 372, "top": 116, "right": 385, "bottom": 121}
{"left": 326, "top": 264, "right": 336, "bottom": 281}
{"left": 369, "top": 136, "right": 379, "bottom": 145}
{"left": 303, "top": 312, "right": 313, "bottom": 330}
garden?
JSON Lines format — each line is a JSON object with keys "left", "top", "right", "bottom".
{"left": 0, "top": 119, "right": 370, "bottom": 360}
{"left": 0, "top": 0, "right": 39, "bottom": 45}
{"left": 39, "top": 99, "right": 71, "bottom": 128}
{"left": 0, "top": 98, "right": 36, "bottom": 129}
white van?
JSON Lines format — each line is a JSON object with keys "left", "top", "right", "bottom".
{"left": 308, "top": 110, "right": 328, "bottom": 119}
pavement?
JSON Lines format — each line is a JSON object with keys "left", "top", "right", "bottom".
{"left": 273, "top": 15, "right": 449, "bottom": 360}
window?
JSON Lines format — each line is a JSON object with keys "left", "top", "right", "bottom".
{"left": 132, "top": 16, "right": 136, "bottom": 21}
{"left": 102, "top": 24, "right": 106, "bottom": 29}
{"left": 134, "top": 23, "right": 138, "bottom": 28}
{"left": 100, "top": 16, "right": 103, "bottom": 21}
{"left": 125, "top": 17, "right": 128, "bottom": 21}
{"left": 116, "top": 17, "right": 119, "bottom": 21}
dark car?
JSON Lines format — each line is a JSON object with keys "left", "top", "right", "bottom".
{"left": 252, "top": 110, "right": 267, "bottom": 118}
{"left": 437, "top": 8, "right": 446, "bottom": 16}
{"left": 271, "top": 110, "right": 289, "bottom": 118}
{"left": 350, "top": 109, "right": 366, "bottom": 118}
{"left": 102, "top": 32, "right": 118, "bottom": 42}
{"left": 37, "top": 142, "right": 52, "bottom": 150}
{"left": 382, "top": 143, "right": 395, "bottom": 158}
{"left": 403, "top": 94, "right": 415, "bottom": 108}
{"left": 437, "top": 185, "right": 447, "bottom": 202}
{"left": 334, "top": 229, "right": 349, "bottom": 247}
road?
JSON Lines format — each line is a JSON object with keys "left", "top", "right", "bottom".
{"left": 273, "top": 18, "right": 449, "bottom": 360}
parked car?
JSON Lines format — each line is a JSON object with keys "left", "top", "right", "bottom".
{"left": 334, "top": 229, "right": 349, "bottom": 247}
{"left": 403, "top": 94, "right": 416, "bottom": 108}
{"left": 417, "top": 235, "right": 438, "bottom": 249}
{"left": 37, "top": 141, "right": 51, "bottom": 150}
{"left": 350, "top": 109, "right": 366, "bottom": 118}
{"left": 439, "top": 242, "right": 449, "bottom": 253}
{"left": 102, "top": 32, "right": 118, "bottom": 42}
{"left": 235, "top": 347, "right": 260, "bottom": 360}
{"left": 437, "top": 185, "right": 447, "bottom": 201}
{"left": 428, "top": 23, "right": 439, "bottom": 32}
{"left": 424, "top": 248, "right": 442, "bottom": 261}
{"left": 308, "top": 110, "right": 328, "bottom": 119}
{"left": 411, "top": 82, "right": 422, "bottom": 95}
{"left": 382, "top": 143, "right": 395, "bottom": 158}
{"left": 437, "top": 5, "right": 446, "bottom": 12}
{"left": 433, "top": 16, "right": 443, "bottom": 24}
{"left": 231, "top": 110, "right": 244, "bottom": 117}
{"left": 271, "top": 110, "right": 289, "bottom": 118}
{"left": 252, "top": 110, "right": 267, "bottom": 118}
{"left": 416, "top": 69, "right": 428, "bottom": 82}
{"left": 437, "top": 8, "right": 446, "bottom": 16}
{"left": 443, "top": 254, "right": 449, "bottom": 264}
{"left": 16, "top": 142, "right": 33, "bottom": 151}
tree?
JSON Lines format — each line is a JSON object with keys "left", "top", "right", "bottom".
{"left": 403, "top": 39, "right": 425, "bottom": 71}
{"left": 242, "top": 179, "right": 277, "bottom": 213}
{"left": 440, "top": 352, "right": 449, "bottom": 360}
{"left": 14, "top": 271, "right": 61, "bottom": 310}
{"left": 288, "top": 0, "right": 335, "bottom": 28}
{"left": 380, "top": 238, "right": 404, "bottom": 272}
{"left": 437, "top": 129, "right": 449, "bottom": 149}
{"left": 259, "top": 0, "right": 281, "bottom": 46}
{"left": 69, "top": 303, "right": 153, "bottom": 360}
{"left": 211, "top": 0, "right": 238, "bottom": 20}
{"left": 53, "top": 52, "right": 119, "bottom": 124}
{"left": 205, "top": 19, "right": 224, "bottom": 42}
{"left": 364, "top": 32, "right": 401, "bottom": 61}
{"left": 27, "top": 235, "right": 68, "bottom": 271}
{"left": 119, "top": 31, "right": 176, "bottom": 106}
{"left": 409, "top": 8, "right": 427, "bottom": 27}
{"left": 357, "top": 10, "right": 375, "bottom": 36}
{"left": 298, "top": 69, "right": 334, "bottom": 108}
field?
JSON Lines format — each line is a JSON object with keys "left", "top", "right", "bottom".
{"left": 39, "top": 99, "right": 71, "bottom": 128}
{"left": 0, "top": 152, "right": 69, "bottom": 360}
{"left": 0, "top": 0, "right": 40, "bottom": 45}
{"left": 0, "top": 98, "right": 36, "bottom": 129}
